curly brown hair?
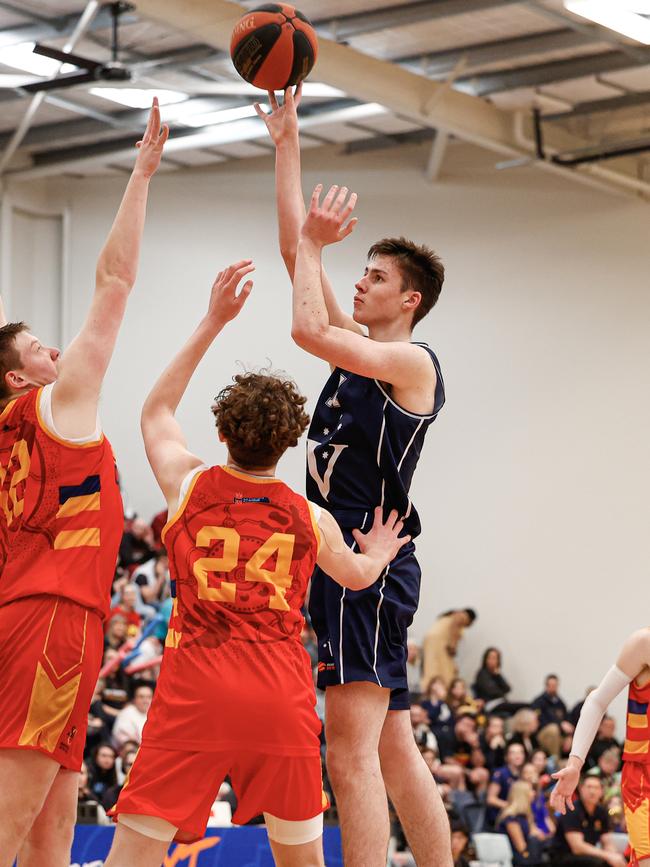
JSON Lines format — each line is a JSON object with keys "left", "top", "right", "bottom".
{"left": 211, "top": 371, "right": 310, "bottom": 470}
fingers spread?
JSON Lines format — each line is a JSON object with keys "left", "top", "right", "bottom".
{"left": 310, "top": 184, "right": 323, "bottom": 210}
{"left": 294, "top": 81, "right": 303, "bottom": 106}
{"left": 332, "top": 186, "right": 348, "bottom": 214}
{"left": 158, "top": 124, "right": 170, "bottom": 147}
{"left": 340, "top": 192, "right": 358, "bottom": 221}
{"left": 322, "top": 185, "right": 339, "bottom": 210}
{"left": 253, "top": 103, "right": 267, "bottom": 119}
{"left": 268, "top": 90, "right": 279, "bottom": 111}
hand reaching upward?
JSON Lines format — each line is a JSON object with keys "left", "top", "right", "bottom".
{"left": 254, "top": 85, "right": 302, "bottom": 146}
{"left": 207, "top": 260, "right": 255, "bottom": 326}
{"left": 134, "top": 97, "right": 170, "bottom": 178}
{"left": 301, "top": 184, "right": 358, "bottom": 247}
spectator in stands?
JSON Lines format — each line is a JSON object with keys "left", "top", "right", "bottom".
{"left": 441, "top": 712, "right": 490, "bottom": 795}
{"left": 480, "top": 715, "right": 507, "bottom": 772}
{"left": 101, "top": 648, "right": 130, "bottom": 703}
{"left": 497, "top": 780, "right": 544, "bottom": 865}
{"left": 133, "top": 550, "right": 170, "bottom": 608}
{"left": 406, "top": 640, "right": 422, "bottom": 701}
{"left": 112, "top": 682, "right": 153, "bottom": 748}
{"left": 590, "top": 749, "right": 622, "bottom": 800}
{"left": 605, "top": 794, "right": 626, "bottom": 834}
{"left": 86, "top": 678, "right": 116, "bottom": 756}
{"left": 587, "top": 716, "right": 622, "bottom": 769}
{"left": 104, "top": 613, "right": 129, "bottom": 651}
{"left": 508, "top": 708, "right": 541, "bottom": 756}
{"left": 450, "top": 817, "right": 473, "bottom": 867}
{"left": 150, "top": 508, "right": 168, "bottom": 549}
{"left": 119, "top": 516, "right": 155, "bottom": 569}
{"left": 530, "top": 749, "right": 553, "bottom": 789}
{"left": 411, "top": 704, "right": 437, "bottom": 751}
{"left": 550, "top": 775, "right": 625, "bottom": 867}
{"left": 115, "top": 739, "right": 140, "bottom": 784}
{"left": 420, "top": 745, "right": 465, "bottom": 793}
{"left": 473, "top": 647, "right": 525, "bottom": 716}
{"left": 87, "top": 743, "right": 118, "bottom": 802}
{"left": 421, "top": 608, "right": 477, "bottom": 691}
{"left": 448, "top": 677, "right": 482, "bottom": 717}
{"left": 110, "top": 584, "right": 141, "bottom": 636}
{"left": 78, "top": 761, "right": 110, "bottom": 825}
{"left": 487, "top": 741, "right": 527, "bottom": 827}
{"left": 521, "top": 762, "right": 554, "bottom": 837}
{"left": 101, "top": 749, "right": 137, "bottom": 811}
{"left": 422, "top": 676, "right": 455, "bottom": 757}
{"left": 531, "top": 674, "right": 574, "bottom": 758}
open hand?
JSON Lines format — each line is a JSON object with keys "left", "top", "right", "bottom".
{"left": 550, "top": 765, "right": 580, "bottom": 815}
{"left": 207, "top": 260, "right": 255, "bottom": 324}
{"left": 352, "top": 507, "right": 410, "bottom": 566}
{"left": 254, "top": 85, "right": 302, "bottom": 145}
{"left": 135, "top": 97, "right": 170, "bottom": 178}
{"left": 301, "top": 184, "right": 358, "bottom": 247}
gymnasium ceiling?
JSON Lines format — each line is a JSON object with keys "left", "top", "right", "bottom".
{"left": 0, "top": 0, "right": 649, "bottom": 197}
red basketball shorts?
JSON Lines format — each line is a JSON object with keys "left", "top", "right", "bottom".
{"left": 622, "top": 761, "right": 650, "bottom": 866}
{"left": 111, "top": 744, "right": 328, "bottom": 844}
{"left": 0, "top": 595, "right": 103, "bottom": 771}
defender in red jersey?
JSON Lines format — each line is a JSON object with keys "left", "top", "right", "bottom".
{"left": 0, "top": 102, "right": 168, "bottom": 867}
{"left": 104, "top": 265, "right": 409, "bottom": 867}
{"left": 551, "top": 629, "right": 650, "bottom": 867}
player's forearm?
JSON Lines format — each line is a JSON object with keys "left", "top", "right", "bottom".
{"left": 344, "top": 551, "right": 388, "bottom": 591}
{"left": 95, "top": 168, "right": 151, "bottom": 292}
{"left": 275, "top": 139, "right": 306, "bottom": 273}
{"left": 291, "top": 238, "right": 329, "bottom": 346}
{"left": 142, "top": 317, "right": 224, "bottom": 422}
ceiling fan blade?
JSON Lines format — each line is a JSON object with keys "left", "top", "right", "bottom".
{"left": 21, "top": 70, "right": 97, "bottom": 94}
{"left": 32, "top": 43, "right": 101, "bottom": 71}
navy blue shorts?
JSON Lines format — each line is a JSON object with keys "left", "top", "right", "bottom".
{"left": 308, "top": 536, "right": 420, "bottom": 712}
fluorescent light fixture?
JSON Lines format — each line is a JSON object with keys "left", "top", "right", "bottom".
{"left": 89, "top": 88, "right": 188, "bottom": 108}
{"left": 173, "top": 81, "right": 346, "bottom": 98}
{"left": 564, "top": 1, "right": 650, "bottom": 44}
{"left": 0, "top": 41, "right": 76, "bottom": 75}
{"left": 181, "top": 104, "right": 270, "bottom": 128}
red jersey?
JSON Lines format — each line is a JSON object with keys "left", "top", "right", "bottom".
{"left": 0, "top": 387, "right": 123, "bottom": 620}
{"left": 624, "top": 678, "right": 650, "bottom": 763}
{"left": 144, "top": 465, "right": 321, "bottom": 755}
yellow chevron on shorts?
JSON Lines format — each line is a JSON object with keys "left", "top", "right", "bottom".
{"left": 54, "top": 528, "right": 100, "bottom": 549}
{"left": 56, "top": 492, "right": 101, "bottom": 518}
{"left": 18, "top": 661, "right": 81, "bottom": 753}
{"left": 625, "top": 797, "right": 650, "bottom": 858}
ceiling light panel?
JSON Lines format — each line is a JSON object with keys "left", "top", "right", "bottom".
{"left": 564, "top": 1, "right": 650, "bottom": 44}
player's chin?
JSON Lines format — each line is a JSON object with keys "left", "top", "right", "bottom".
{"left": 352, "top": 304, "right": 367, "bottom": 325}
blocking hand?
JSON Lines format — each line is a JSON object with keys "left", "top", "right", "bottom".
{"left": 301, "top": 184, "right": 358, "bottom": 247}
{"left": 352, "top": 507, "right": 410, "bottom": 568}
{"left": 207, "top": 260, "right": 255, "bottom": 324}
{"left": 134, "top": 97, "right": 170, "bottom": 178}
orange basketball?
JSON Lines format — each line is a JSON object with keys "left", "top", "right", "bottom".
{"left": 230, "top": 4, "right": 318, "bottom": 91}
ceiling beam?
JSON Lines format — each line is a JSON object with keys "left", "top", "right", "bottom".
{"left": 543, "top": 89, "right": 650, "bottom": 122}
{"left": 397, "top": 28, "right": 595, "bottom": 77}
{"left": 456, "top": 48, "right": 650, "bottom": 96}
{"left": 0, "top": 5, "right": 136, "bottom": 48}
{"left": 313, "top": 0, "right": 521, "bottom": 40}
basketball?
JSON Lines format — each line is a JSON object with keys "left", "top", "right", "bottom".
{"left": 230, "top": 3, "right": 318, "bottom": 91}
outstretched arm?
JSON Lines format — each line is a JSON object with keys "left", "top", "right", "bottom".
{"left": 141, "top": 262, "right": 254, "bottom": 512}
{"left": 255, "top": 87, "right": 362, "bottom": 334}
{"left": 550, "top": 628, "right": 650, "bottom": 814}
{"left": 315, "top": 506, "right": 409, "bottom": 591}
{"left": 292, "top": 184, "right": 436, "bottom": 390}
{"left": 51, "top": 99, "right": 169, "bottom": 438}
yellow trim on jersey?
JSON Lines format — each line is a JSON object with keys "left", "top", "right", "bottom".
{"left": 307, "top": 502, "right": 321, "bottom": 556}
{"left": 221, "top": 465, "right": 279, "bottom": 484}
{"left": 54, "top": 528, "right": 100, "bottom": 549}
{"left": 625, "top": 739, "right": 650, "bottom": 755}
{"left": 0, "top": 397, "right": 18, "bottom": 423}
{"left": 42, "top": 601, "right": 88, "bottom": 680}
{"left": 56, "top": 492, "right": 101, "bottom": 518}
{"left": 161, "top": 469, "right": 206, "bottom": 546}
{"left": 34, "top": 387, "right": 104, "bottom": 450}
{"left": 629, "top": 713, "right": 648, "bottom": 729}
{"left": 625, "top": 798, "right": 650, "bottom": 857}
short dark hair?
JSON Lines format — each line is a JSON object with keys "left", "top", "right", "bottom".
{"left": 0, "top": 322, "right": 28, "bottom": 401}
{"left": 212, "top": 371, "right": 310, "bottom": 470}
{"left": 546, "top": 674, "right": 559, "bottom": 683}
{"left": 367, "top": 237, "right": 444, "bottom": 327}
{"left": 464, "top": 608, "right": 477, "bottom": 624}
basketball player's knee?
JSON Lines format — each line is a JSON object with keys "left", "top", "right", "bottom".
{"left": 25, "top": 803, "right": 75, "bottom": 851}
{"left": 326, "top": 741, "right": 378, "bottom": 784}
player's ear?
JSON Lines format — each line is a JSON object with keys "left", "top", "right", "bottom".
{"left": 402, "top": 291, "right": 421, "bottom": 311}
{"left": 217, "top": 430, "right": 227, "bottom": 443}
{"left": 6, "top": 369, "right": 26, "bottom": 388}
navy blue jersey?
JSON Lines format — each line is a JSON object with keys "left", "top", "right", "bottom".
{"left": 306, "top": 343, "right": 444, "bottom": 538}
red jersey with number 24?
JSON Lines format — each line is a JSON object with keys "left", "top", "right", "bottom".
{"left": 145, "top": 465, "right": 322, "bottom": 756}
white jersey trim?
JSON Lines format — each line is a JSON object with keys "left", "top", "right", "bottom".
{"left": 176, "top": 464, "right": 208, "bottom": 513}
{"left": 39, "top": 383, "right": 102, "bottom": 444}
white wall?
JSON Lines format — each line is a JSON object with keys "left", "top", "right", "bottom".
{"left": 11, "top": 141, "right": 650, "bottom": 722}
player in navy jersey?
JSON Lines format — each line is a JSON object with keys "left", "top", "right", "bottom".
{"left": 258, "top": 88, "right": 451, "bottom": 867}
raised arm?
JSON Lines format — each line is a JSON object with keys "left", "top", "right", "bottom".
{"left": 315, "top": 506, "right": 409, "bottom": 591}
{"left": 141, "top": 261, "right": 254, "bottom": 512}
{"left": 51, "top": 99, "right": 169, "bottom": 438}
{"left": 292, "top": 184, "right": 436, "bottom": 391}
{"left": 255, "top": 87, "right": 362, "bottom": 334}
{"left": 550, "top": 628, "right": 650, "bottom": 814}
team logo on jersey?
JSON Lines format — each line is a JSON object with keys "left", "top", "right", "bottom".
{"left": 307, "top": 440, "right": 348, "bottom": 501}
{"left": 325, "top": 373, "right": 347, "bottom": 409}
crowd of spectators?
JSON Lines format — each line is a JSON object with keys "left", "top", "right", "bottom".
{"left": 82, "top": 512, "right": 627, "bottom": 865}
{"left": 403, "top": 640, "right": 628, "bottom": 867}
